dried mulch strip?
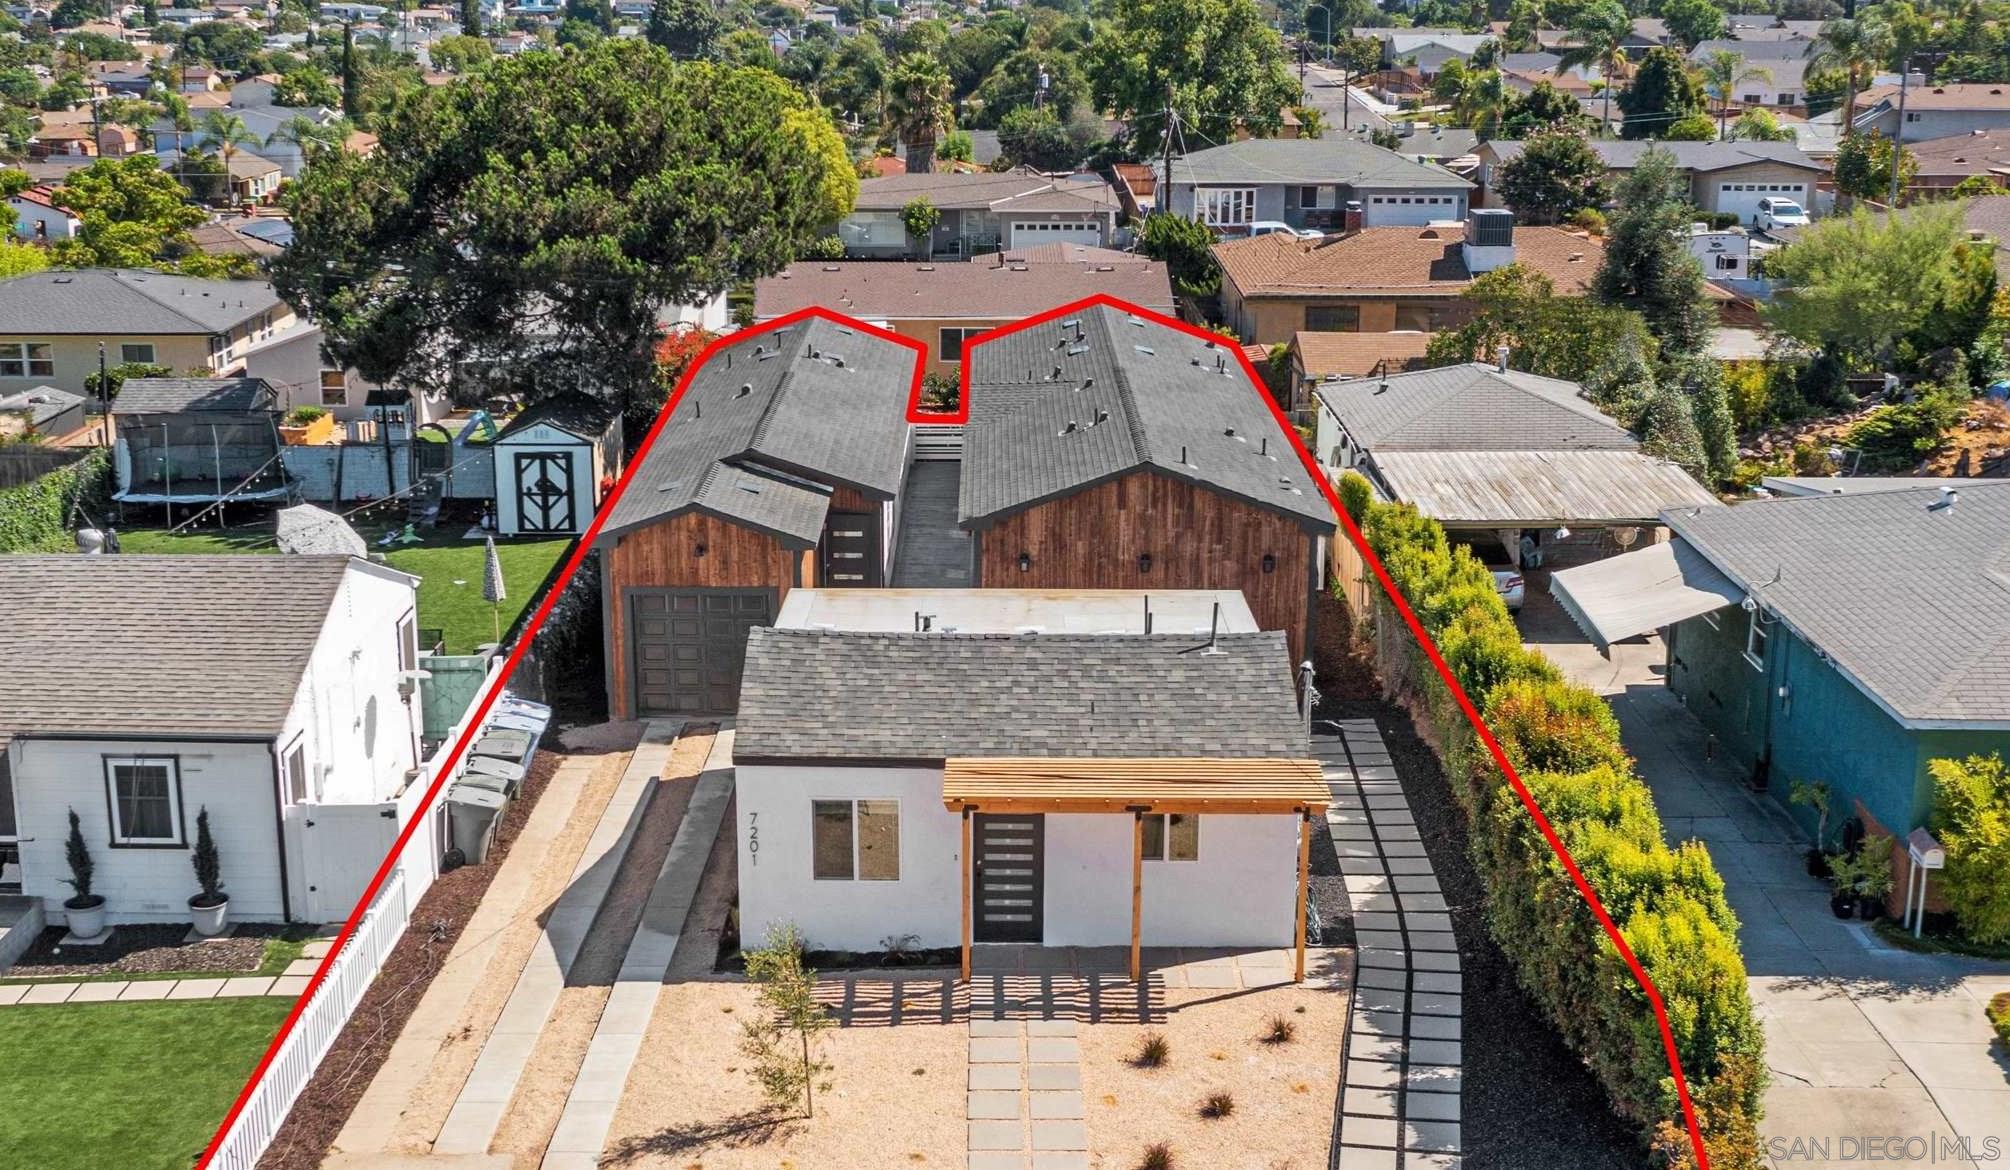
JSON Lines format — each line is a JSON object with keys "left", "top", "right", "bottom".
{"left": 1318, "top": 693, "right": 1646, "bottom": 1170}
{"left": 4, "top": 923, "right": 293, "bottom": 979}
{"left": 252, "top": 749, "right": 562, "bottom": 1170}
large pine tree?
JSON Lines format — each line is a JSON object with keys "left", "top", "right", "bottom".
{"left": 1593, "top": 149, "right": 1714, "bottom": 360}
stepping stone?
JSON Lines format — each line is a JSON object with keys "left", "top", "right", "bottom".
{"left": 970, "top": 1037, "right": 1022, "bottom": 1063}
{"left": 1409, "top": 1039, "right": 1463, "bottom": 1066}
{"left": 1357, "top": 967, "right": 1408, "bottom": 991}
{"left": 1399, "top": 892, "right": 1448, "bottom": 911}
{"left": 217, "top": 977, "right": 276, "bottom": 998}
{"left": 0, "top": 985, "right": 26, "bottom": 1006}
{"left": 1404, "top": 1120, "right": 1462, "bottom": 1153}
{"left": 968, "top": 1091, "right": 1021, "bottom": 1120}
{"left": 301, "top": 939, "right": 334, "bottom": 959}
{"left": 167, "top": 979, "right": 225, "bottom": 1000}
{"left": 1342, "top": 1087, "right": 1398, "bottom": 1118}
{"left": 1030, "top": 1120, "right": 1087, "bottom": 1151}
{"left": 1332, "top": 824, "right": 1377, "bottom": 841}
{"left": 1413, "top": 971, "right": 1461, "bottom": 995}
{"left": 1410, "top": 952, "right": 1460, "bottom": 973}
{"left": 282, "top": 958, "right": 321, "bottom": 978}
{"left": 1392, "top": 875, "right": 1441, "bottom": 894}
{"left": 970, "top": 1020, "right": 1022, "bottom": 1037}
{"left": 1353, "top": 912, "right": 1404, "bottom": 933}
{"left": 1408, "top": 1064, "right": 1463, "bottom": 1093}
{"left": 1032, "top": 1154, "right": 1090, "bottom": 1170}
{"left": 269, "top": 975, "right": 311, "bottom": 997}
{"left": 1351, "top": 1010, "right": 1405, "bottom": 1037}
{"left": 1376, "top": 824, "right": 1423, "bottom": 841}
{"left": 1356, "top": 931, "right": 1406, "bottom": 950}
{"left": 1338, "top": 1117, "right": 1400, "bottom": 1149}
{"left": 1028, "top": 1064, "right": 1080, "bottom": 1091}
{"left": 1337, "top": 1147, "right": 1399, "bottom": 1170}
{"left": 1404, "top": 912, "right": 1456, "bottom": 934}
{"left": 117, "top": 981, "right": 174, "bottom": 1001}
{"left": 1026, "top": 1037, "right": 1079, "bottom": 1063}
{"left": 968, "top": 1121, "right": 1024, "bottom": 1151}
{"left": 65, "top": 982, "right": 128, "bottom": 1003}
{"left": 1347, "top": 1058, "right": 1403, "bottom": 1088}
{"left": 1029, "top": 1092, "right": 1084, "bottom": 1119}
{"left": 1406, "top": 1090, "right": 1461, "bottom": 1122}
{"left": 1386, "top": 858, "right": 1435, "bottom": 875}
{"left": 20, "top": 983, "right": 75, "bottom": 1005}
{"left": 1412, "top": 992, "right": 1462, "bottom": 1018}
{"left": 1406, "top": 1154, "right": 1463, "bottom": 1169}
{"left": 1328, "top": 809, "right": 1371, "bottom": 826}
{"left": 970, "top": 1065, "right": 1022, "bottom": 1091}
{"left": 1355, "top": 986, "right": 1405, "bottom": 1014}
{"left": 1410, "top": 1015, "right": 1461, "bottom": 1042}
{"left": 1345, "top": 874, "right": 1392, "bottom": 893}
{"left": 1025, "top": 1020, "right": 1076, "bottom": 1037}
{"left": 1410, "top": 932, "right": 1458, "bottom": 953}
{"left": 1380, "top": 840, "right": 1429, "bottom": 858}
{"left": 968, "top": 1154, "right": 1026, "bottom": 1170}
{"left": 1357, "top": 947, "right": 1409, "bottom": 970}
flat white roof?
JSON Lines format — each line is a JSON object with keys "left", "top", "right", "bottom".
{"left": 774, "top": 589, "right": 1258, "bottom": 637}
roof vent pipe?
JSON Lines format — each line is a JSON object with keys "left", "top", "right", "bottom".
{"left": 1930, "top": 486, "right": 1960, "bottom": 514}
{"left": 1496, "top": 344, "right": 1511, "bottom": 372}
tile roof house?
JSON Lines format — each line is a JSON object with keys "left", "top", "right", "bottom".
{"left": 591, "top": 314, "right": 923, "bottom": 719}
{"left": 0, "top": 555, "right": 426, "bottom": 928}
{"left": 1314, "top": 361, "right": 1717, "bottom": 530}
{"left": 956, "top": 303, "right": 1335, "bottom": 665}
{"left": 0, "top": 269, "right": 294, "bottom": 397}
{"left": 1551, "top": 482, "right": 2010, "bottom": 850}
{"left": 753, "top": 249, "right": 1175, "bottom": 374}
{"left": 1213, "top": 214, "right": 1605, "bottom": 345}
{"left": 1476, "top": 139, "right": 1827, "bottom": 225}
{"left": 6, "top": 184, "right": 80, "bottom": 242}
{"left": 1165, "top": 137, "right": 1474, "bottom": 232}
{"left": 836, "top": 171, "right": 1122, "bottom": 259}
{"left": 731, "top": 593, "right": 1326, "bottom": 973}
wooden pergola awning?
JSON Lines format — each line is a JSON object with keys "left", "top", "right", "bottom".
{"left": 941, "top": 757, "right": 1330, "bottom": 814}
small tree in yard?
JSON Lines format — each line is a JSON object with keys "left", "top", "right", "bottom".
{"left": 900, "top": 196, "right": 941, "bottom": 260}
{"left": 1495, "top": 127, "right": 1608, "bottom": 226}
{"left": 1927, "top": 754, "right": 2010, "bottom": 945}
{"left": 61, "top": 808, "right": 95, "bottom": 906}
{"left": 191, "top": 807, "right": 225, "bottom": 907}
{"left": 740, "top": 924, "right": 833, "bottom": 1117}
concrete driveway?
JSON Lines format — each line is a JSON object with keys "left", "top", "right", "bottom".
{"left": 1520, "top": 583, "right": 2010, "bottom": 1170}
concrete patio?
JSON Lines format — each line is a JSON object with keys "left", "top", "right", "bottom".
{"left": 1523, "top": 591, "right": 2010, "bottom": 1169}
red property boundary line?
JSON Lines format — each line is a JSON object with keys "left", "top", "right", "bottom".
{"left": 200, "top": 296, "right": 1708, "bottom": 1170}
{"left": 196, "top": 308, "right": 926, "bottom": 1168}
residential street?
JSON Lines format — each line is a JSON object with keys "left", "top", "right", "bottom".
{"left": 1522, "top": 588, "right": 2010, "bottom": 1169}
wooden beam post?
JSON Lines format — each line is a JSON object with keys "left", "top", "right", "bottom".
{"left": 1295, "top": 809, "right": 1311, "bottom": 984}
{"left": 1130, "top": 810, "right": 1145, "bottom": 984}
{"left": 961, "top": 807, "right": 973, "bottom": 983}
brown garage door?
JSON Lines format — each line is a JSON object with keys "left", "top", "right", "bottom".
{"left": 630, "top": 589, "right": 775, "bottom": 716}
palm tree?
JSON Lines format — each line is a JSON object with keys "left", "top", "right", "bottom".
{"left": 270, "top": 115, "right": 345, "bottom": 163}
{"left": 1557, "top": 0, "right": 1632, "bottom": 135}
{"left": 197, "top": 111, "right": 264, "bottom": 206}
{"left": 885, "top": 52, "right": 953, "bottom": 175}
{"left": 1807, "top": 15, "right": 1895, "bottom": 133}
{"left": 1700, "top": 50, "right": 1773, "bottom": 138}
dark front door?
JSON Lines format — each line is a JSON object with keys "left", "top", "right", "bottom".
{"left": 629, "top": 589, "right": 775, "bottom": 716}
{"left": 821, "top": 510, "right": 881, "bottom": 587}
{"left": 973, "top": 813, "right": 1044, "bottom": 942}
{"left": 514, "top": 449, "right": 576, "bottom": 534}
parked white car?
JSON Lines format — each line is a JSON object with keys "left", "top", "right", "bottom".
{"left": 1457, "top": 537, "right": 1526, "bottom": 612}
{"left": 1248, "top": 220, "right": 1323, "bottom": 239}
{"left": 1756, "top": 197, "right": 1810, "bottom": 231}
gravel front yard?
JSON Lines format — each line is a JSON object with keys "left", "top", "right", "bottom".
{"left": 1, "top": 923, "right": 305, "bottom": 982}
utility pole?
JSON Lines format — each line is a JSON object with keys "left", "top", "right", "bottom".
{"left": 1161, "top": 80, "right": 1176, "bottom": 219}
{"left": 1888, "top": 58, "right": 1912, "bottom": 208}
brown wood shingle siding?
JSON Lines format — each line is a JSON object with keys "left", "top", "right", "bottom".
{"left": 971, "top": 469, "right": 1318, "bottom": 663}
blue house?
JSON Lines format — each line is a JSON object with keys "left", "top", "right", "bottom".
{"left": 1551, "top": 482, "right": 2010, "bottom": 844}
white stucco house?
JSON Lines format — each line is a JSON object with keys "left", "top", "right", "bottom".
{"left": 730, "top": 590, "right": 1327, "bottom": 980}
{"left": 0, "top": 555, "right": 427, "bottom": 929}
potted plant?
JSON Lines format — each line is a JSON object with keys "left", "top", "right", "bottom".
{"left": 188, "top": 807, "right": 229, "bottom": 937}
{"left": 1853, "top": 834, "right": 1895, "bottom": 921}
{"left": 1824, "top": 850, "right": 1860, "bottom": 919}
{"left": 1790, "top": 780, "right": 1834, "bottom": 877}
{"left": 60, "top": 808, "right": 107, "bottom": 940}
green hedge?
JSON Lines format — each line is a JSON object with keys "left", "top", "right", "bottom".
{"left": 0, "top": 450, "right": 108, "bottom": 553}
{"left": 1341, "top": 472, "right": 1764, "bottom": 1170}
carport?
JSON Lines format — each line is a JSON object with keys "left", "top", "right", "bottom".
{"left": 1547, "top": 538, "right": 1745, "bottom": 650}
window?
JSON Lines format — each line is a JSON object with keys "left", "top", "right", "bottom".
{"left": 319, "top": 369, "right": 347, "bottom": 406}
{"left": 1779, "top": 93, "right": 1795, "bottom": 105}
{"left": 1298, "top": 185, "right": 1319, "bottom": 209}
{"left": 1744, "top": 609, "right": 1769, "bottom": 669}
{"left": 1305, "top": 304, "right": 1360, "bottom": 332}
{"left": 1141, "top": 813, "right": 1199, "bottom": 861}
{"left": 811, "top": 799, "right": 899, "bottom": 880}
{"left": 1907, "top": 111, "right": 1922, "bottom": 122}
{"left": 1195, "top": 187, "right": 1256, "bottom": 227}
{"left": 104, "top": 757, "right": 183, "bottom": 846}
{"left": 119, "top": 343, "right": 155, "bottom": 365}
{"left": 940, "top": 327, "right": 984, "bottom": 363}
{"left": 0, "top": 342, "right": 53, "bottom": 379}
{"left": 1393, "top": 304, "right": 1448, "bottom": 332}
{"left": 397, "top": 613, "right": 418, "bottom": 673}
{"left": 1715, "top": 255, "right": 1740, "bottom": 270}
{"left": 1742, "top": 93, "right": 1761, "bottom": 104}
{"left": 284, "top": 743, "right": 309, "bottom": 804}
{"left": 0, "top": 745, "right": 16, "bottom": 841}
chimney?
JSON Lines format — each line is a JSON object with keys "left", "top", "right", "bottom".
{"left": 1463, "top": 209, "right": 1517, "bottom": 274}
{"left": 1496, "top": 344, "right": 1511, "bottom": 372}
{"left": 1343, "top": 200, "right": 1364, "bottom": 235}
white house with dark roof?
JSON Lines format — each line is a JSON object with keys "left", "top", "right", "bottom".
{"left": 1166, "top": 138, "right": 1475, "bottom": 231}
{"left": 836, "top": 171, "right": 1122, "bottom": 258}
{"left": 732, "top": 590, "right": 1327, "bottom": 978}
{"left": 0, "top": 555, "right": 425, "bottom": 930}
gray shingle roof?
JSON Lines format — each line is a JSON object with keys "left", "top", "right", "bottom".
{"left": 0, "top": 269, "right": 286, "bottom": 335}
{"left": 1169, "top": 138, "right": 1473, "bottom": 189}
{"left": 1317, "top": 363, "right": 1636, "bottom": 452}
{"left": 495, "top": 390, "right": 619, "bottom": 442}
{"left": 852, "top": 172, "right": 1120, "bottom": 213}
{"left": 1664, "top": 483, "right": 2010, "bottom": 727}
{"left": 0, "top": 555, "right": 355, "bottom": 738}
{"left": 1484, "top": 139, "right": 1822, "bottom": 173}
{"left": 0, "top": 386, "right": 83, "bottom": 429}
{"left": 600, "top": 316, "right": 918, "bottom": 544}
{"left": 112, "top": 377, "right": 276, "bottom": 414}
{"left": 959, "top": 305, "right": 1335, "bottom": 530}
{"left": 734, "top": 629, "right": 1306, "bottom": 761}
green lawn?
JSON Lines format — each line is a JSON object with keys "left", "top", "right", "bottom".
{"left": 0, "top": 998, "right": 292, "bottom": 1170}
{"left": 114, "top": 525, "right": 570, "bottom": 654}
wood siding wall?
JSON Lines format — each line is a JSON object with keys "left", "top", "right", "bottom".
{"left": 601, "top": 512, "right": 809, "bottom": 720}
{"left": 973, "top": 470, "right": 1319, "bottom": 663}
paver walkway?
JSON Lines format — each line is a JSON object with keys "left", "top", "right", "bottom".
{"left": 0, "top": 936, "right": 333, "bottom": 1004}
{"left": 966, "top": 1019, "right": 1088, "bottom": 1170}
{"left": 1319, "top": 718, "right": 1465, "bottom": 1170}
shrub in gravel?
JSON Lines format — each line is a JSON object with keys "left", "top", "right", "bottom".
{"left": 1199, "top": 1091, "right": 1235, "bottom": 1118}
{"left": 1132, "top": 1030, "right": 1170, "bottom": 1068}
{"left": 1261, "top": 1015, "right": 1296, "bottom": 1044}
{"left": 1345, "top": 472, "right": 1767, "bottom": 1170}
{"left": 1138, "top": 1141, "right": 1175, "bottom": 1169}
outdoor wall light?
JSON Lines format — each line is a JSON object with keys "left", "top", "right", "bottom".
{"left": 1018, "top": 551, "right": 1032, "bottom": 572}
{"left": 1262, "top": 553, "right": 1277, "bottom": 574}
{"left": 1137, "top": 553, "right": 1153, "bottom": 574}
{"left": 694, "top": 543, "right": 708, "bottom": 558}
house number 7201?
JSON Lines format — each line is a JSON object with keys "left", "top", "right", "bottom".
{"left": 746, "top": 810, "right": 757, "bottom": 867}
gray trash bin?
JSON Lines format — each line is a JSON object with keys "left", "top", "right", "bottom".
{"left": 447, "top": 783, "right": 509, "bottom": 864}
{"left": 464, "top": 755, "right": 527, "bottom": 795}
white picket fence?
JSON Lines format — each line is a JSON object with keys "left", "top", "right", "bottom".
{"left": 206, "top": 868, "right": 410, "bottom": 1170}
{"left": 203, "top": 653, "right": 509, "bottom": 1170}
